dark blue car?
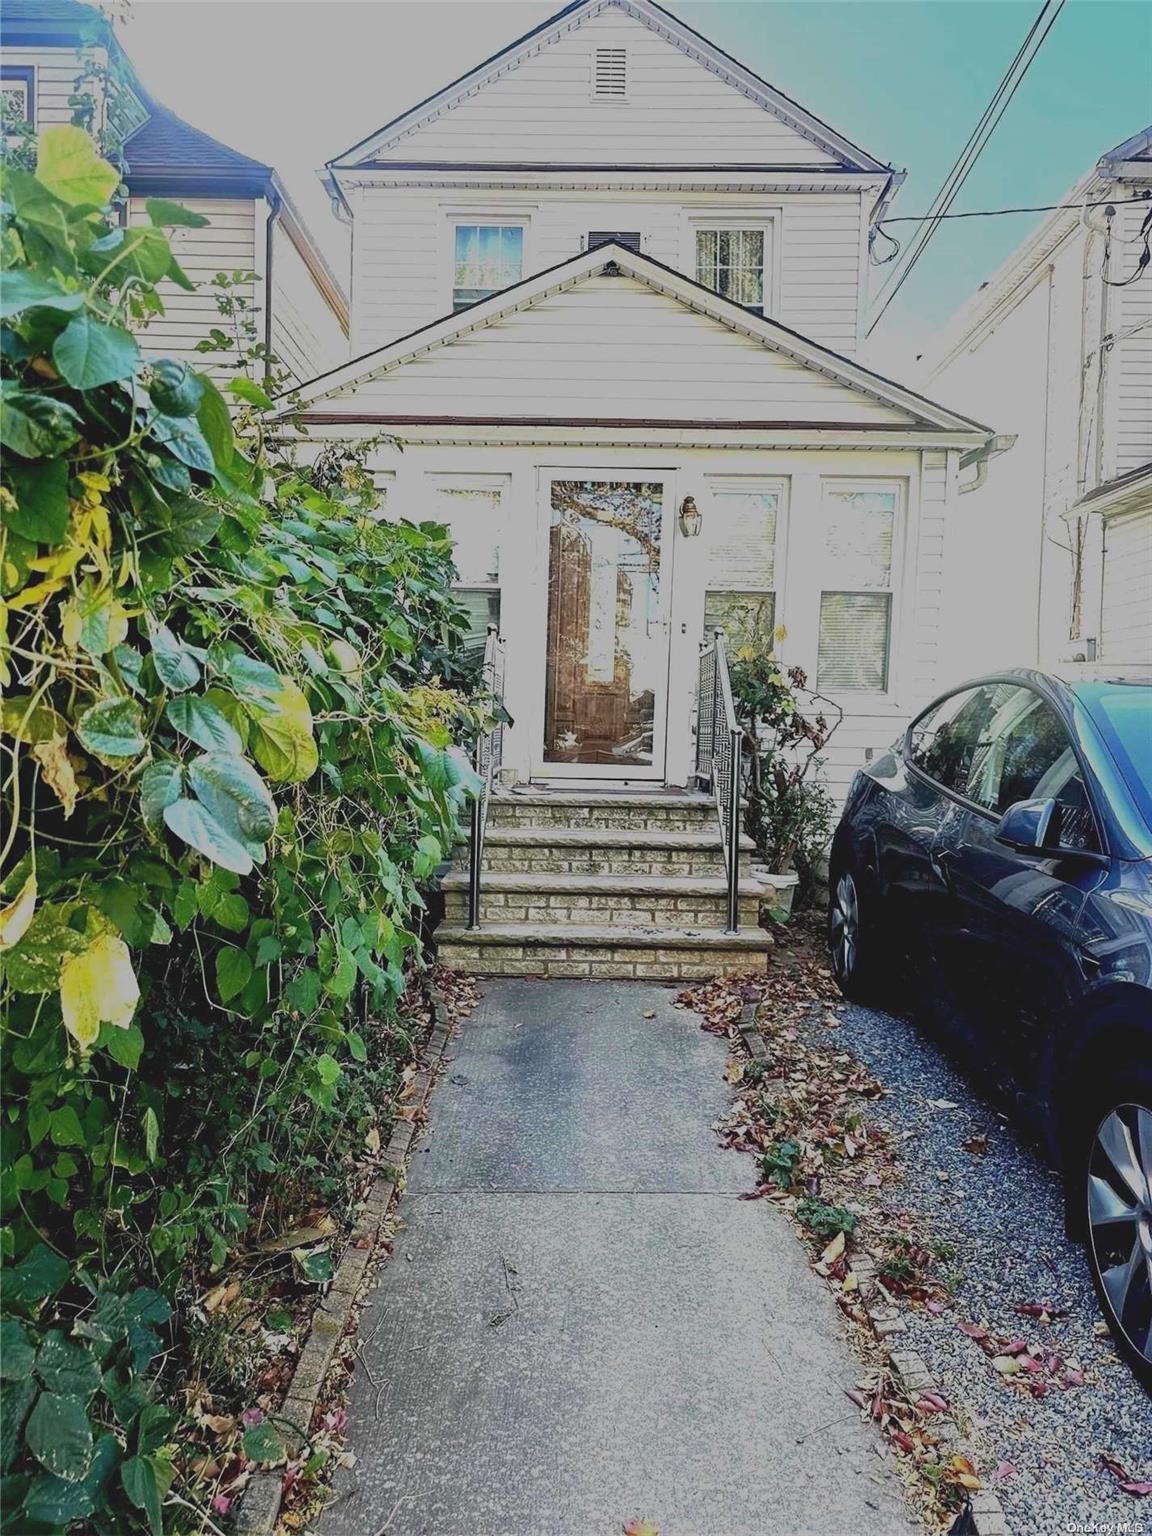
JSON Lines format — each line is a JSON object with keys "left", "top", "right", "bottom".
{"left": 828, "top": 670, "right": 1152, "bottom": 1385}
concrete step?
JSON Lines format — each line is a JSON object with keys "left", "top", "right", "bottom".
{"left": 436, "top": 922, "right": 773, "bottom": 980}
{"left": 489, "top": 790, "right": 716, "bottom": 833}
{"left": 441, "top": 871, "right": 762, "bottom": 929}
{"left": 454, "top": 826, "right": 754, "bottom": 879}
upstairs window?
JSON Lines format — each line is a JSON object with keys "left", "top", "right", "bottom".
{"left": 696, "top": 228, "right": 767, "bottom": 313}
{"left": 452, "top": 224, "right": 524, "bottom": 311}
{"left": 593, "top": 47, "right": 627, "bottom": 99}
{"left": 816, "top": 485, "right": 898, "bottom": 693}
{"left": 1, "top": 67, "right": 34, "bottom": 133}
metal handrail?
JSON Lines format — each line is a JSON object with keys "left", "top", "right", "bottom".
{"left": 695, "top": 629, "right": 743, "bottom": 934}
{"left": 467, "top": 626, "right": 506, "bottom": 931}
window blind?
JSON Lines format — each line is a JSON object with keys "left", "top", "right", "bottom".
{"left": 818, "top": 593, "right": 891, "bottom": 691}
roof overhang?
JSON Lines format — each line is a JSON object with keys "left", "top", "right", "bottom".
{"left": 278, "top": 239, "right": 991, "bottom": 442}
{"left": 1066, "top": 462, "right": 1152, "bottom": 519}
{"left": 326, "top": 0, "right": 891, "bottom": 178}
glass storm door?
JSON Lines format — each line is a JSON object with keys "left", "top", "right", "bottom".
{"left": 541, "top": 477, "right": 673, "bottom": 780}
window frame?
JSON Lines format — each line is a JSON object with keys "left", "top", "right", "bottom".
{"left": 815, "top": 478, "right": 904, "bottom": 699}
{"left": 425, "top": 472, "right": 510, "bottom": 646}
{"left": 683, "top": 210, "right": 779, "bottom": 317}
{"left": 701, "top": 474, "right": 788, "bottom": 650}
{"left": 1, "top": 65, "right": 35, "bottom": 130}
{"left": 902, "top": 677, "right": 1106, "bottom": 852}
{"left": 444, "top": 216, "right": 530, "bottom": 314}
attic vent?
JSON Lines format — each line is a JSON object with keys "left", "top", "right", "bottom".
{"left": 593, "top": 46, "right": 627, "bottom": 98}
{"left": 587, "top": 231, "right": 641, "bottom": 252}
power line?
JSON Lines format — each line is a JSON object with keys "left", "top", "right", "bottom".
{"left": 877, "top": 194, "right": 1152, "bottom": 226}
{"left": 867, "top": 0, "right": 1066, "bottom": 335}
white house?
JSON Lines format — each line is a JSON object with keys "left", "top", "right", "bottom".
{"left": 1, "top": 0, "right": 349, "bottom": 386}
{"left": 286, "top": 0, "right": 994, "bottom": 806}
{"left": 923, "top": 128, "right": 1152, "bottom": 681}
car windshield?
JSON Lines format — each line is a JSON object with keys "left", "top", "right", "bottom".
{"left": 1077, "top": 682, "right": 1152, "bottom": 828}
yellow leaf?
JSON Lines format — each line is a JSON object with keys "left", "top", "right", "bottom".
{"left": 7, "top": 577, "right": 67, "bottom": 610}
{"left": 60, "top": 933, "right": 139, "bottom": 1049}
{"left": 820, "top": 1230, "right": 847, "bottom": 1266}
{"left": 0, "top": 874, "right": 37, "bottom": 951}
{"left": 32, "top": 734, "right": 79, "bottom": 818}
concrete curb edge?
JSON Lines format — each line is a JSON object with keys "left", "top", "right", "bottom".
{"left": 234, "top": 985, "right": 455, "bottom": 1536}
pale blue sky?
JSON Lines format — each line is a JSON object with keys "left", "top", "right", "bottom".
{"left": 121, "top": 0, "right": 1150, "bottom": 364}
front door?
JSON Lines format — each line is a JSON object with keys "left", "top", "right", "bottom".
{"left": 540, "top": 476, "right": 674, "bottom": 780}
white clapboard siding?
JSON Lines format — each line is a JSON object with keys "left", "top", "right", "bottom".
{"left": 321, "top": 273, "right": 913, "bottom": 423}
{"left": 270, "top": 227, "right": 348, "bottom": 387}
{"left": 368, "top": 6, "right": 841, "bottom": 168}
{"left": 5, "top": 48, "right": 84, "bottom": 130}
{"left": 1109, "top": 200, "right": 1152, "bottom": 476}
{"left": 128, "top": 197, "right": 258, "bottom": 370}
{"left": 351, "top": 187, "right": 867, "bottom": 354}
{"left": 1100, "top": 509, "right": 1152, "bottom": 667}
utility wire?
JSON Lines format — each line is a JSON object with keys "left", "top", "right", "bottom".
{"left": 867, "top": 0, "right": 1066, "bottom": 335}
{"left": 877, "top": 194, "right": 1152, "bottom": 226}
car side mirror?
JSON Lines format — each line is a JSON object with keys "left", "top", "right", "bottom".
{"left": 994, "top": 797, "right": 1059, "bottom": 853}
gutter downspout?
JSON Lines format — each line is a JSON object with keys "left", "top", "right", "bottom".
{"left": 958, "top": 433, "right": 1016, "bottom": 493}
{"left": 263, "top": 185, "right": 283, "bottom": 390}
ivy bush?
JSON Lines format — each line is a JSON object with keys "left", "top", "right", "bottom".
{"left": 1, "top": 127, "right": 477, "bottom": 1531}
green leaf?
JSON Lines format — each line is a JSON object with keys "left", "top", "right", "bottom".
{"left": 121, "top": 1453, "right": 173, "bottom": 1536}
{"left": 104, "top": 1022, "right": 144, "bottom": 1070}
{"left": 144, "top": 197, "right": 210, "bottom": 229}
{"left": 212, "top": 892, "right": 249, "bottom": 932}
{"left": 111, "top": 226, "right": 175, "bottom": 285}
{"left": 0, "top": 1322, "right": 36, "bottom": 1381}
{"left": 165, "top": 695, "right": 244, "bottom": 754}
{"left": 292, "top": 1246, "right": 333, "bottom": 1284}
{"left": 152, "top": 493, "right": 220, "bottom": 556}
{"left": 188, "top": 752, "right": 276, "bottom": 846}
{"left": 241, "top": 1419, "right": 286, "bottom": 1465}
{"left": 0, "top": 381, "right": 81, "bottom": 459}
{"left": 3, "top": 905, "right": 87, "bottom": 993}
{"left": 62, "top": 578, "right": 128, "bottom": 655}
{"left": 323, "top": 947, "right": 357, "bottom": 1001}
{"left": 215, "top": 947, "right": 252, "bottom": 1004}
{"left": 248, "top": 679, "right": 318, "bottom": 784}
{"left": 1, "top": 1378, "right": 38, "bottom": 1473}
{"left": 36, "top": 126, "right": 120, "bottom": 207}
{"left": 75, "top": 697, "right": 146, "bottom": 761}
{"left": 52, "top": 313, "right": 140, "bottom": 389}
{"left": 196, "top": 376, "right": 235, "bottom": 477}
{"left": 0, "top": 271, "right": 85, "bottom": 320}
{"left": 48, "top": 1106, "right": 85, "bottom": 1148}
{"left": 20, "top": 1468, "right": 96, "bottom": 1527}
{"left": 1, "top": 457, "right": 70, "bottom": 543}
{"left": 413, "top": 833, "right": 442, "bottom": 879}
{"left": 139, "top": 762, "right": 184, "bottom": 832}
{"left": 149, "top": 623, "right": 201, "bottom": 692}
{"left": 5, "top": 1245, "right": 68, "bottom": 1309}
{"left": 171, "top": 880, "right": 197, "bottom": 930}
{"left": 149, "top": 412, "right": 214, "bottom": 475}
{"left": 163, "top": 799, "right": 253, "bottom": 876}
{"left": 25, "top": 1392, "right": 92, "bottom": 1483}
{"left": 142, "top": 1106, "right": 159, "bottom": 1162}
{"left": 228, "top": 376, "right": 274, "bottom": 410}
{"left": 147, "top": 358, "right": 204, "bottom": 418}
{"left": 33, "top": 1334, "right": 100, "bottom": 1398}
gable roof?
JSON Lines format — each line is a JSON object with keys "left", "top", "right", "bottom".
{"left": 280, "top": 241, "right": 988, "bottom": 440}
{"left": 328, "top": 0, "right": 891, "bottom": 177}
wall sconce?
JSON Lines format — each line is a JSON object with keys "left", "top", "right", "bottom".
{"left": 678, "top": 496, "right": 702, "bottom": 538}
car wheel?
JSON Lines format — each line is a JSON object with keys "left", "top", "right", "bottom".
{"left": 1079, "top": 1067, "right": 1152, "bottom": 1390}
{"left": 828, "top": 861, "right": 883, "bottom": 1002}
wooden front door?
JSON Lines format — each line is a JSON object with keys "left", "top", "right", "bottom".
{"left": 540, "top": 476, "right": 673, "bottom": 780}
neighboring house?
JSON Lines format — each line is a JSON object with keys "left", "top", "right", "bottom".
{"left": 284, "top": 0, "right": 994, "bottom": 803}
{"left": 0, "top": 0, "right": 349, "bottom": 386}
{"left": 923, "top": 129, "right": 1152, "bottom": 680}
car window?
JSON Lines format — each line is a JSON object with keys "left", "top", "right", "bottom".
{"left": 906, "top": 686, "right": 1000, "bottom": 794}
{"left": 965, "top": 686, "right": 1098, "bottom": 850}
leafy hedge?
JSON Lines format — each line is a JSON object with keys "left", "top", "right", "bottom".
{"left": 1, "top": 127, "right": 478, "bottom": 1531}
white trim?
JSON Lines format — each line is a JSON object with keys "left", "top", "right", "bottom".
{"left": 441, "top": 212, "right": 531, "bottom": 314}
{"left": 337, "top": 169, "right": 890, "bottom": 195}
{"left": 329, "top": 0, "right": 889, "bottom": 175}
{"left": 680, "top": 207, "right": 781, "bottom": 318}
{"left": 281, "top": 243, "right": 990, "bottom": 438}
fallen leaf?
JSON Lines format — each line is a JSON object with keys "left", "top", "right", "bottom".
{"left": 642, "top": 1010, "right": 656, "bottom": 1019}
{"left": 991, "top": 1461, "right": 1017, "bottom": 1484}
{"left": 820, "top": 1230, "right": 847, "bottom": 1266}
{"left": 623, "top": 1522, "right": 660, "bottom": 1536}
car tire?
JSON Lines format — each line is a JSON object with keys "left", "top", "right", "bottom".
{"left": 828, "top": 859, "right": 885, "bottom": 1003}
{"left": 1073, "top": 1063, "right": 1152, "bottom": 1391}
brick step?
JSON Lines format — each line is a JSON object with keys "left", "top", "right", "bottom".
{"left": 441, "top": 871, "right": 761, "bottom": 929}
{"left": 454, "top": 826, "right": 754, "bottom": 879}
{"left": 488, "top": 790, "right": 716, "bottom": 833}
{"left": 436, "top": 921, "right": 773, "bottom": 980}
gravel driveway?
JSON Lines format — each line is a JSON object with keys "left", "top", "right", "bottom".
{"left": 802, "top": 1000, "right": 1151, "bottom": 1534}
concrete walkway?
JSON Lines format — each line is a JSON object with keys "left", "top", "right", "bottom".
{"left": 321, "top": 981, "right": 916, "bottom": 1536}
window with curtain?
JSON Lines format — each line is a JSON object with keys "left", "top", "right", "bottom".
{"left": 695, "top": 228, "right": 766, "bottom": 312}
{"left": 1, "top": 68, "right": 33, "bottom": 132}
{"left": 431, "top": 480, "right": 507, "bottom": 647}
{"left": 817, "top": 485, "right": 897, "bottom": 691}
{"left": 704, "top": 484, "right": 779, "bottom": 653}
{"left": 452, "top": 225, "right": 524, "bottom": 310}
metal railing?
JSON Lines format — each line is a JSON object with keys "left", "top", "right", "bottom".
{"left": 695, "top": 629, "right": 744, "bottom": 934}
{"left": 467, "top": 626, "right": 506, "bottom": 931}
